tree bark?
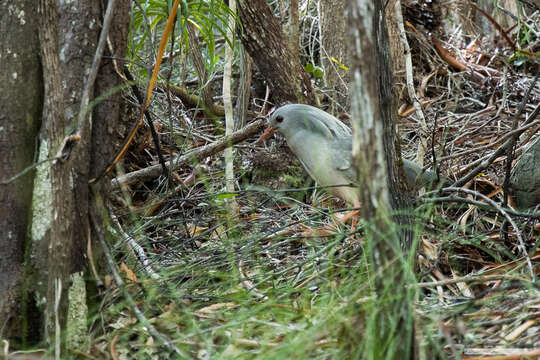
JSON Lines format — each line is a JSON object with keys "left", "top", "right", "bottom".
{"left": 347, "top": 0, "right": 415, "bottom": 358}
{"left": 39, "top": 0, "right": 75, "bottom": 341}
{"left": 287, "top": 0, "right": 300, "bottom": 65}
{"left": 0, "top": 0, "right": 130, "bottom": 346}
{"left": 0, "top": 0, "right": 43, "bottom": 340}
{"left": 319, "top": 0, "right": 350, "bottom": 110}
{"left": 237, "top": 0, "right": 317, "bottom": 106}
{"left": 385, "top": 0, "right": 405, "bottom": 81}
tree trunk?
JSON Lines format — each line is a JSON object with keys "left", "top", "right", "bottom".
{"left": 319, "top": 0, "right": 350, "bottom": 110}
{"left": 385, "top": 0, "right": 406, "bottom": 81}
{"left": 287, "top": 0, "right": 300, "bottom": 65}
{"left": 495, "top": 0, "right": 518, "bottom": 29}
{"left": 39, "top": 0, "right": 75, "bottom": 341}
{"left": 0, "top": 0, "right": 43, "bottom": 340}
{"left": 237, "top": 0, "right": 317, "bottom": 106}
{"left": 0, "top": 0, "right": 130, "bottom": 347}
{"left": 347, "top": 0, "right": 415, "bottom": 358}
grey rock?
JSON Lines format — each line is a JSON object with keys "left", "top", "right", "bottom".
{"left": 510, "top": 136, "right": 540, "bottom": 210}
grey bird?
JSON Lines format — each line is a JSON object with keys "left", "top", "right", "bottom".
{"left": 257, "top": 104, "right": 445, "bottom": 206}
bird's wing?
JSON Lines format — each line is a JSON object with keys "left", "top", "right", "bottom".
{"left": 331, "top": 137, "right": 356, "bottom": 181}
{"left": 304, "top": 106, "right": 352, "bottom": 139}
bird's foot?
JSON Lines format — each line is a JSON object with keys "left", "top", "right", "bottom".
{"left": 299, "top": 223, "right": 337, "bottom": 237}
{"left": 333, "top": 210, "right": 360, "bottom": 230}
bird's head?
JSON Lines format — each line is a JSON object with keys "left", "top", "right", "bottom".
{"left": 257, "top": 104, "right": 351, "bottom": 143}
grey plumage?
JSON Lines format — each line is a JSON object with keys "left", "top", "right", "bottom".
{"left": 267, "top": 104, "right": 447, "bottom": 204}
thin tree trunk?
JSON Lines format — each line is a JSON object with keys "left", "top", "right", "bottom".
{"left": 39, "top": 0, "right": 74, "bottom": 342}
{"left": 386, "top": 0, "right": 405, "bottom": 80}
{"left": 288, "top": 0, "right": 300, "bottom": 64}
{"left": 319, "top": 0, "right": 350, "bottom": 110}
{"left": 224, "top": 0, "right": 238, "bottom": 215}
{"left": 234, "top": 46, "right": 252, "bottom": 129}
{"left": 347, "top": 0, "right": 415, "bottom": 358}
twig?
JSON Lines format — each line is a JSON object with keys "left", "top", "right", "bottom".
{"left": 439, "top": 119, "right": 540, "bottom": 163}
{"left": 164, "top": 84, "right": 225, "bottom": 116}
{"left": 124, "top": 68, "right": 168, "bottom": 179}
{"left": 90, "top": 206, "right": 183, "bottom": 356}
{"left": 164, "top": 20, "right": 177, "bottom": 188}
{"left": 76, "top": 0, "right": 118, "bottom": 142}
{"left": 0, "top": 155, "right": 61, "bottom": 185}
{"left": 111, "top": 118, "right": 266, "bottom": 189}
{"left": 260, "top": 85, "right": 271, "bottom": 115}
{"left": 471, "top": 3, "right": 516, "bottom": 51}
{"left": 501, "top": 70, "right": 527, "bottom": 239}
{"left": 434, "top": 187, "right": 535, "bottom": 279}
{"left": 238, "top": 260, "right": 267, "bottom": 300}
{"left": 395, "top": 0, "right": 429, "bottom": 164}
{"left": 452, "top": 99, "right": 539, "bottom": 187}
{"left": 476, "top": 311, "right": 540, "bottom": 327}
{"left": 504, "top": 73, "right": 539, "bottom": 208}
{"left": 422, "top": 194, "right": 540, "bottom": 218}
{"left": 132, "top": 0, "right": 156, "bottom": 63}
{"left": 463, "top": 348, "right": 540, "bottom": 360}
{"left": 416, "top": 274, "right": 511, "bottom": 288}
{"left": 110, "top": 213, "right": 160, "bottom": 279}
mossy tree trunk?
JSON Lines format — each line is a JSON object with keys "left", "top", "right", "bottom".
{"left": 0, "top": 0, "right": 130, "bottom": 349}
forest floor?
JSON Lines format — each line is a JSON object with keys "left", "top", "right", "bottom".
{"left": 78, "top": 11, "right": 540, "bottom": 360}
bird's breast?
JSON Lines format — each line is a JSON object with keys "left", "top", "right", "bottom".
{"left": 287, "top": 132, "right": 359, "bottom": 204}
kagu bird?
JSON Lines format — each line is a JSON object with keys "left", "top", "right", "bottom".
{"left": 257, "top": 104, "right": 444, "bottom": 208}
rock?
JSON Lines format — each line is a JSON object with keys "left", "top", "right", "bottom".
{"left": 510, "top": 136, "right": 540, "bottom": 210}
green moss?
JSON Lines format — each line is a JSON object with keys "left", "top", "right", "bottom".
{"left": 66, "top": 272, "right": 88, "bottom": 351}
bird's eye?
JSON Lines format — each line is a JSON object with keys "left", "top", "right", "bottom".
{"left": 275, "top": 115, "right": 284, "bottom": 123}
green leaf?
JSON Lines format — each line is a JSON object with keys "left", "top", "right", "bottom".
{"left": 313, "top": 66, "right": 324, "bottom": 78}
{"left": 217, "top": 193, "right": 239, "bottom": 200}
{"left": 304, "top": 63, "right": 314, "bottom": 73}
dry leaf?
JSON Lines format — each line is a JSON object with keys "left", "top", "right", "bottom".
{"left": 120, "top": 262, "right": 138, "bottom": 282}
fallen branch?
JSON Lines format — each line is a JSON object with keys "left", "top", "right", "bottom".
{"left": 463, "top": 348, "right": 540, "bottom": 360}
{"left": 432, "top": 37, "right": 502, "bottom": 79}
{"left": 164, "top": 83, "right": 225, "bottom": 116}
{"left": 111, "top": 119, "right": 266, "bottom": 189}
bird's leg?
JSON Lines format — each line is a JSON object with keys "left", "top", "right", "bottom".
{"left": 300, "top": 211, "right": 359, "bottom": 238}
{"left": 300, "top": 223, "right": 335, "bottom": 237}
{"left": 334, "top": 201, "right": 360, "bottom": 230}
{"left": 300, "top": 202, "right": 360, "bottom": 237}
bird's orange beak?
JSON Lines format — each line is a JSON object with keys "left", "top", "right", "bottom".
{"left": 256, "top": 126, "right": 277, "bottom": 144}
